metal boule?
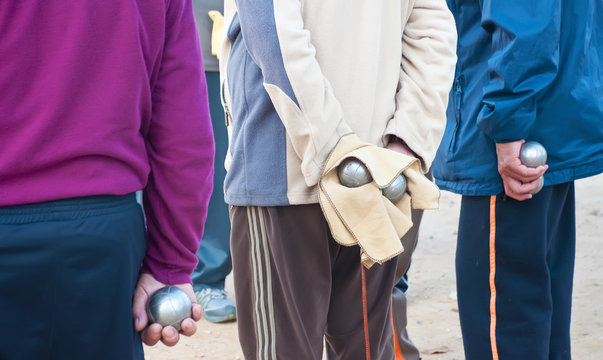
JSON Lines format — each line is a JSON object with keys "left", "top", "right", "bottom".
{"left": 147, "top": 286, "right": 192, "bottom": 331}
{"left": 382, "top": 174, "right": 407, "bottom": 204}
{"left": 520, "top": 141, "right": 547, "bottom": 168}
{"left": 337, "top": 157, "right": 372, "bottom": 188}
{"left": 530, "top": 176, "right": 544, "bottom": 195}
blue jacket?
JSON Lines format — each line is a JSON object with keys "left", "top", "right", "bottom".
{"left": 434, "top": 0, "right": 603, "bottom": 196}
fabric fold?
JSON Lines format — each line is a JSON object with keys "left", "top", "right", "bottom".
{"left": 318, "top": 134, "right": 440, "bottom": 268}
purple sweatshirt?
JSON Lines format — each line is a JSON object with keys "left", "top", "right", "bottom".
{"left": 0, "top": 0, "right": 215, "bottom": 285}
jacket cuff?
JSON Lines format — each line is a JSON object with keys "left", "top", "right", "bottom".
{"left": 141, "top": 261, "right": 194, "bottom": 285}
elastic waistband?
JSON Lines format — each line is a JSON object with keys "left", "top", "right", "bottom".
{"left": 0, "top": 193, "right": 138, "bottom": 224}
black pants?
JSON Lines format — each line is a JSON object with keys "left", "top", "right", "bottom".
{"left": 392, "top": 207, "right": 423, "bottom": 360}
{"left": 0, "top": 194, "right": 146, "bottom": 360}
{"left": 230, "top": 204, "right": 398, "bottom": 360}
{"left": 456, "top": 183, "right": 575, "bottom": 360}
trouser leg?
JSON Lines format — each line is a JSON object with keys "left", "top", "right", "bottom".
{"left": 547, "top": 183, "right": 575, "bottom": 360}
{"left": 0, "top": 194, "right": 146, "bottom": 360}
{"left": 325, "top": 246, "right": 398, "bottom": 360}
{"left": 230, "top": 205, "right": 332, "bottom": 360}
{"left": 455, "top": 194, "right": 492, "bottom": 359}
{"left": 456, "top": 183, "right": 575, "bottom": 360}
{"left": 230, "top": 204, "right": 398, "bottom": 360}
{"left": 391, "top": 170, "right": 431, "bottom": 360}
{"left": 392, "top": 207, "right": 424, "bottom": 360}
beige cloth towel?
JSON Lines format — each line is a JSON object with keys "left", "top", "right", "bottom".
{"left": 318, "top": 134, "right": 440, "bottom": 268}
{"left": 208, "top": 10, "right": 224, "bottom": 59}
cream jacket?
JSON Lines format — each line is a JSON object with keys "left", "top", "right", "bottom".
{"left": 219, "top": 0, "right": 457, "bottom": 206}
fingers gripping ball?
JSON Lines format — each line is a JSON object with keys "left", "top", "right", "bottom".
{"left": 337, "top": 158, "right": 373, "bottom": 188}
{"left": 520, "top": 141, "right": 547, "bottom": 195}
{"left": 147, "top": 286, "right": 193, "bottom": 331}
{"left": 382, "top": 174, "right": 407, "bottom": 204}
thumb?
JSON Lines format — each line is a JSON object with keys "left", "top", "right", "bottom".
{"left": 132, "top": 283, "right": 151, "bottom": 332}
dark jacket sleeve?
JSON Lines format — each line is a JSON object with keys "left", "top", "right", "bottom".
{"left": 476, "top": 0, "right": 561, "bottom": 142}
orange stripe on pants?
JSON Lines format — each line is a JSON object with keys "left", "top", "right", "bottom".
{"left": 489, "top": 195, "right": 499, "bottom": 360}
{"left": 392, "top": 312, "right": 405, "bottom": 360}
{"left": 361, "top": 265, "right": 371, "bottom": 360}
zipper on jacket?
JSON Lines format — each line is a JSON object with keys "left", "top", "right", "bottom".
{"left": 448, "top": 75, "right": 464, "bottom": 152}
{"left": 455, "top": 76, "right": 463, "bottom": 115}
{"left": 221, "top": 78, "right": 232, "bottom": 126}
{"left": 224, "top": 105, "right": 232, "bottom": 127}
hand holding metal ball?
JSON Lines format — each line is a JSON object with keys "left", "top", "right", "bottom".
{"left": 337, "top": 157, "right": 407, "bottom": 203}
{"left": 520, "top": 141, "right": 547, "bottom": 195}
{"left": 147, "top": 286, "right": 193, "bottom": 331}
{"left": 337, "top": 158, "right": 372, "bottom": 188}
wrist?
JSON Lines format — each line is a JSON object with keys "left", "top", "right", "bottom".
{"left": 387, "top": 135, "right": 406, "bottom": 146}
{"left": 387, "top": 135, "right": 417, "bottom": 158}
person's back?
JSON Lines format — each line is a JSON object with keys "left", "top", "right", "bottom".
{"left": 433, "top": 1, "right": 603, "bottom": 359}
{"left": 221, "top": 0, "right": 456, "bottom": 206}
{"left": 435, "top": 0, "right": 603, "bottom": 193}
{"left": 0, "top": 0, "right": 215, "bottom": 280}
{"left": 1, "top": 1, "right": 207, "bottom": 205}
{"left": 220, "top": 0, "right": 457, "bottom": 358}
{"left": 0, "top": 1, "right": 214, "bottom": 358}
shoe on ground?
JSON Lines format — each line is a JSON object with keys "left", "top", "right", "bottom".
{"left": 195, "top": 288, "right": 236, "bottom": 323}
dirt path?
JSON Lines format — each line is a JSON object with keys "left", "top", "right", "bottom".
{"left": 145, "top": 174, "right": 603, "bottom": 359}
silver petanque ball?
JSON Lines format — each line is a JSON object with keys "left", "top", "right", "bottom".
{"left": 147, "top": 286, "right": 192, "bottom": 331}
{"left": 338, "top": 157, "right": 372, "bottom": 188}
{"left": 520, "top": 141, "right": 547, "bottom": 168}
{"left": 530, "top": 176, "right": 545, "bottom": 195}
{"left": 382, "top": 174, "right": 407, "bottom": 204}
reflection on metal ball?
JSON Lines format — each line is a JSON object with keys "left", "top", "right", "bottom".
{"left": 338, "top": 158, "right": 372, "bottom": 188}
{"left": 520, "top": 141, "right": 547, "bottom": 168}
{"left": 530, "top": 176, "right": 544, "bottom": 195}
{"left": 382, "top": 174, "right": 407, "bottom": 204}
{"left": 147, "top": 286, "right": 192, "bottom": 331}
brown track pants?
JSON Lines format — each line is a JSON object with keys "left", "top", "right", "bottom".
{"left": 392, "top": 207, "right": 424, "bottom": 360}
{"left": 230, "top": 204, "right": 399, "bottom": 360}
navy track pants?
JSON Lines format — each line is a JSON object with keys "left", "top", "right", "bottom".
{"left": 456, "top": 183, "right": 575, "bottom": 360}
{"left": 0, "top": 194, "right": 146, "bottom": 360}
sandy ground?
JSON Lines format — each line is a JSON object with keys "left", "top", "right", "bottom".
{"left": 145, "top": 174, "right": 603, "bottom": 360}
